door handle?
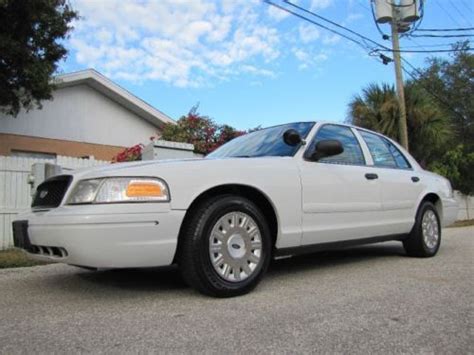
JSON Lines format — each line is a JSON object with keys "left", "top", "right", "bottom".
{"left": 411, "top": 176, "right": 420, "bottom": 182}
{"left": 365, "top": 173, "right": 378, "bottom": 180}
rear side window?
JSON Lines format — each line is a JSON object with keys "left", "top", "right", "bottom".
{"left": 358, "top": 130, "right": 410, "bottom": 169}
{"left": 310, "top": 124, "right": 365, "bottom": 165}
{"left": 384, "top": 138, "right": 411, "bottom": 169}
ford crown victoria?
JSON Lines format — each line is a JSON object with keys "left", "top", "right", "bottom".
{"left": 13, "top": 122, "right": 458, "bottom": 297}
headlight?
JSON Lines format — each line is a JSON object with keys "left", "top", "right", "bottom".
{"left": 68, "top": 179, "right": 102, "bottom": 204}
{"left": 67, "top": 177, "right": 170, "bottom": 204}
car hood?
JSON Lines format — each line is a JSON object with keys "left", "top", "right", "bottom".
{"left": 69, "top": 156, "right": 293, "bottom": 181}
{"left": 71, "top": 158, "right": 204, "bottom": 175}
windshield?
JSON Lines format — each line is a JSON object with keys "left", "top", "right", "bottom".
{"left": 207, "top": 122, "right": 315, "bottom": 158}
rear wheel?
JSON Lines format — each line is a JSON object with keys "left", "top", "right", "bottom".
{"left": 403, "top": 201, "right": 441, "bottom": 257}
{"left": 178, "top": 195, "right": 271, "bottom": 297}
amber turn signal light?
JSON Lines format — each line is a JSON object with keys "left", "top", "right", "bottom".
{"left": 126, "top": 182, "right": 163, "bottom": 197}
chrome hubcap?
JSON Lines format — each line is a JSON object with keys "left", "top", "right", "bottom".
{"left": 209, "top": 212, "right": 262, "bottom": 283}
{"left": 422, "top": 210, "right": 439, "bottom": 249}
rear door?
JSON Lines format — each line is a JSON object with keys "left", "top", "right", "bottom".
{"left": 356, "top": 129, "right": 424, "bottom": 234}
{"left": 299, "top": 124, "right": 385, "bottom": 245}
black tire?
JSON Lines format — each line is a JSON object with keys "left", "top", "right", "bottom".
{"left": 403, "top": 201, "right": 441, "bottom": 257}
{"left": 178, "top": 194, "right": 272, "bottom": 297}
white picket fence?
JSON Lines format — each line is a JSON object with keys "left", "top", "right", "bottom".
{"left": 0, "top": 155, "right": 109, "bottom": 249}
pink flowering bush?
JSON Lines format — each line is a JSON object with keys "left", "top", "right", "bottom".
{"left": 112, "top": 143, "right": 144, "bottom": 163}
{"left": 113, "top": 106, "right": 251, "bottom": 162}
{"left": 160, "top": 106, "right": 246, "bottom": 155}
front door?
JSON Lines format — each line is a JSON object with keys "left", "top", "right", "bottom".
{"left": 299, "top": 124, "right": 385, "bottom": 245}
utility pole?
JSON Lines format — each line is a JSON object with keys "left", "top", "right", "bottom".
{"left": 374, "top": 0, "right": 419, "bottom": 151}
{"left": 390, "top": 6, "right": 409, "bottom": 151}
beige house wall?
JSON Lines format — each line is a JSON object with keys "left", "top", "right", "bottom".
{"left": 0, "top": 133, "right": 125, "bottom": 161}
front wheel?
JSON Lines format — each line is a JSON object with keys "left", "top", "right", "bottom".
{"left": 403, "top": 201, "right": 441, "bottom": 257}
{"left": 178, "top": 195, "right": 272, "bottom": 297}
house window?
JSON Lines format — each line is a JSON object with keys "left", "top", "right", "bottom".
{"left": 11, "top": 150, "right": 57, "bottom": 160}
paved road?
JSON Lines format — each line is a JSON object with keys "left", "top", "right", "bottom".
{"left": 0, "top": 227, "right": 473, "bottom": 353}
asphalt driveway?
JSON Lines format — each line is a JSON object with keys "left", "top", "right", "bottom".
{"left": 0, "top": 226, "right": 472, "bottom": 353}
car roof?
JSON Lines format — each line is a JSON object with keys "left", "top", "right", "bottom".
{"left": 259, "top": 121, "right": 393, "bottom": 144}
{"left": 311, "top": 121, "right": 390, "bottom": 138}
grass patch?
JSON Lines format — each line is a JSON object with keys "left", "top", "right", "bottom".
{"left": 0, "top": 249, "right": 51, "bottom": 269}
{"left": 447, "top": 219, "right": 474, "bottom": 228}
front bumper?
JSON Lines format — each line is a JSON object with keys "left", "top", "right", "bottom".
{"left": 13, "top": 203, "right": 185, "bottom": 268}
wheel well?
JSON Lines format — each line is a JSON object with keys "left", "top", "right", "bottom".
{"left": 421, "top": 193, "right": 443, "bottom": 220}
{"left": 174, "top": 184, "right": 279, "bottom": 262}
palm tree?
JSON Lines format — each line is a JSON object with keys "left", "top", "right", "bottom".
{"left": 348, "top": 83, "right": 399, "bottom": 139}
{"left": 347, "top": 82, "right": 452, "bottom": 167}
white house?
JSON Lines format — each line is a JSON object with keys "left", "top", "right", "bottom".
{"left": 0, "top": 69, "right": 175, "bottom": 161}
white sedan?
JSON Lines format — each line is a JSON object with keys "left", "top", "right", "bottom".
{"left": 13, "top": 122, "right": 458, "bottom": 297}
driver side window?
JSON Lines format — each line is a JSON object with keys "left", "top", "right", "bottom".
{"left": 310, "top": 125, "right": 365, "bottom": 165}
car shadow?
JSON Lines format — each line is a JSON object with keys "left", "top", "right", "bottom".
{"left": 63, "top": 241, "right": 406, "bottom": 295}
{"left": 268, "top": 241, "right": 406, "bottom": 275}
{"left": 74, "top": 264, "right": 189, "bottom": 292}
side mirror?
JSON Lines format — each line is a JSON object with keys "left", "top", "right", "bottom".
{"left": 307, "top": 139, "right": 344, "bottom": 161}
{"left": 283, "top": 129, "right": 302, "bottom": 146}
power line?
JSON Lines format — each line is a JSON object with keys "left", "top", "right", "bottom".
{"left": 402, "top": 41, "right": 467, "bottom": 48}
{"left": 266, "top": 1, "right": 472, "bottom": 55}
{"left": 410, "top": 33, "right": 474, "bottom": 38}
{"left": 448, "top": 0, "right": 473, "bottom": 26}
{"left": 401, "top": 58, "right": 466, "bottom": 122}
{"left": 377, "top": 47, "right": 473, "bottom": 53}
{"left": 434, "top": 0, "right": 463, "bottom": 28}
{"left": 369, "top": 0, "right": 468, "bottom": 149}
{"left": 282, "top": 0, "right": 390, "bottom": 50}
{"left": 263, "top": 1, "right": 397, "bottom": 73}
{"left": 355, "top": 0, "right": 371, "bottom": 11}
{"left": 417, "top": 27, "right": 474, "bottom": 32}
{"left": 459, "top": 0, "right": 473, "bottom": 15}
{"left": 401, "top": 65, "right": 464, "bottom": 122}
{"left": 266, "top": 0, "right": 469, "bottom": 124}
{"left": 264, "top": 1, "right": 381, "bottom": 51}
{"left": 405, "top": 36, "right": 430, "bottom": 52}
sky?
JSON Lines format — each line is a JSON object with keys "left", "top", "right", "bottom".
{"left": 60, "top": 0, "right": 473, "bottom": 130}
